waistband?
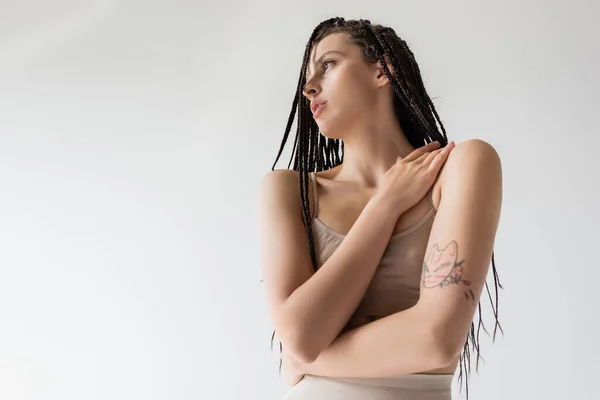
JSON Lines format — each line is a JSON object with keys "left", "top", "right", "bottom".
{"left": 313, "top": 373, "right": 454, "bottom": 389}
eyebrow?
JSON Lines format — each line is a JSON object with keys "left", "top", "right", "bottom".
{"left": 305, "top": 50, "right": 345, "bottom": 81}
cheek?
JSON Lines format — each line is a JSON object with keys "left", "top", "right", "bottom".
{"left": 327, "top": 85, "right": 363, "bottom": 113}
{"left": 334, "top": 75, "right": 374, "bottom": 110}
{"left": 316, "top": 70, "right": 373, "bottom": 129}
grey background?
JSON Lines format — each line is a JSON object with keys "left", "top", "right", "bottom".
{"left": 0, "top": 0, "right": 598, "bottom": 399}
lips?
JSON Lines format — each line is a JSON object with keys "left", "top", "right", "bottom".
{"left": 312, "top": 103, "right": 327, "bottom": 118}
{"left": 310, "top": 100, "right": 328, "bottom": 115}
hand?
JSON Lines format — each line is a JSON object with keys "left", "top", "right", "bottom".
{"left": 282, "top": 348, "right": 307, "bottom": 387}
{"left": 377, "top": 140, "right": 455, "bottom": 215}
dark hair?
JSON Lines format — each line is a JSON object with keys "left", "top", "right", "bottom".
{"left": 262, "top": 17, "right": 503, "bottom": 399}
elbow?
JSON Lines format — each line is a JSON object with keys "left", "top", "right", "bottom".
{"left": 290, "top": 334, "right": 321, "bottom": 364}
{"left": 296, "top": 348, "right": 319, "bottom": 365}
{"left": 280, "top": 327, "right": 320, "bottom": 364}
{"left": 276, "top": 306, "right": 321, "bottom": 364}
{"left": 434, "top": 342, "right": 459, "bottom": 368}
{"left": 285, "top": 339, "right": 319, "bottom": 364}
{"left": 431, "top": 336, "right": 462, "bottom": 368}
{"left": 424, "top": 324, "right": 461, "bottom": 368}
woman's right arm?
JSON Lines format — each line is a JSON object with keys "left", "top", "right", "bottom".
{"left": 258, "top": 169, "right": 401, "bottom": 364}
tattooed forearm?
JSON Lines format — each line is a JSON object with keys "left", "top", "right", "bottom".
{"left": 421, "top": 240, "right": 475, "bottom": 305}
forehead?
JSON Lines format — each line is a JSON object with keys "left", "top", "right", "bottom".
{"left": 305, "top": 32, "right": 352, "bottom": 79}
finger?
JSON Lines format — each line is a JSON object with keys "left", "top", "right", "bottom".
{"left": 423, "top": 143, "right": 451, "bottom": 163}
{"left": 426, "top": 153, "right": 446, "bottom": 174}
{"left": 426, "top": 143, "right": 454, "bottom": 171}
{"left": 403, "top": 141, "right": 441, "bottom": 163}
{"left": 417, "top": 140, "right": 453, "bottom": 164}
{"left": 416, "top": 147, "right": 443, "bottom": 165}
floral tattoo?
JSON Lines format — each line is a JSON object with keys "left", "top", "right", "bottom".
{"left": 421, "top": 240, "right": 475, "bottom": 305}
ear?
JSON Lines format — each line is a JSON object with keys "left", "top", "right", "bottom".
{"left": 374, "top": 54, "right": 396, "bottom": 88}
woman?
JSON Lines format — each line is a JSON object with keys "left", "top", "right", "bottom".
{"left": 258, "top": 17, "right": 503, "bottom": 400}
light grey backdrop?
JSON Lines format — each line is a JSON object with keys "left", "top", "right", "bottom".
{"left": 0, "top": 0, "right": 598, "bottom": 399}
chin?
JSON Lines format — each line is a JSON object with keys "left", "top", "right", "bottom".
{"left": 317, "top": 128, "right": 341, "bottom": 140}
{"left": 315, "top": 120, "right": 341, "bottom": 140}
{"left": 316, "top": 122, "right": 348, "bottom": 141}
{"left": 317, "top": 110, "right": 360, "bottom": 141}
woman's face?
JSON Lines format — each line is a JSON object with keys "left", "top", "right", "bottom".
{"left": 303, "top": 32, "right": 384, "bottom": 139}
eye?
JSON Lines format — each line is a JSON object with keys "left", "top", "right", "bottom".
{"left": 321, "top": 59, "right": 335, "bottom": 70}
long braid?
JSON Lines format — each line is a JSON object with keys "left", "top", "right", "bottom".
{"left": 264, "top": 17, "right": 504, "bottom": 399}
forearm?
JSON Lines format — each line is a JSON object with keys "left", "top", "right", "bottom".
{"left": 284, "top": 195, "right": 402, "bottom": 362}
{"left": 303, "top": 304, "right": 449, "bottom": 378}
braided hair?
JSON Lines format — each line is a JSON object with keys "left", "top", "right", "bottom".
{"left": 263, "top": 17, "right": 504, "bottom": 399}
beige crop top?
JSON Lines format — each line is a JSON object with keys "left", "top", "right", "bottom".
{"left": 309, "top": 171, "right": 438, "bottom": 330}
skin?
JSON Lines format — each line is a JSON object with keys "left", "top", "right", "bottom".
{"left": 282, "top": 32, "right": 456, "bottom": 384}
{"left": 299, "top": 32, "right": 452, "bottom": 242}
{"left": 271, "top": 32, "right": 502, "bottom": 386}
{"left": 303, "top": 32, "right": 420, "bottom": 188}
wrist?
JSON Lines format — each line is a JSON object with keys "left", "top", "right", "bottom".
{"left": 370, "top": 194, "right": 405, "bottom": 220}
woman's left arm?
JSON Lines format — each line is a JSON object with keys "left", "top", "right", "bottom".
{"left": 300, "top": 139, "right": 503, "bottom": 378}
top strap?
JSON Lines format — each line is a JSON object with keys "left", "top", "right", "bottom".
{"left": 310, "top": 172, "right": 319, "bottom": 221}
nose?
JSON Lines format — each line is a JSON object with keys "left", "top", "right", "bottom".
{"left": 302, "top": 80, "right": 320, "bottom": 99}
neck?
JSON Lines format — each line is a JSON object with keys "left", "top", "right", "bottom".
{"left": 336, "top": 114, "right": 416, "bottom": 188}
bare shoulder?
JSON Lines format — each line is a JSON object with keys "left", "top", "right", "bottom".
{"left": 448, "top": 138, "right": 500, "bottom": 162}
{"left": 259, "top": 169, "right": 305, "bottom": 213}
{"left": 438, "top": 139, "right": 500, "bottom": 181}
{"left": 259, "top": 169, "right": 300, "bottom": 201}
{"left": 259, "top": 168, "right": 317, "bottom": 219}
{"left": 438, "top": 139, "right": 502, "bottom": 201}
